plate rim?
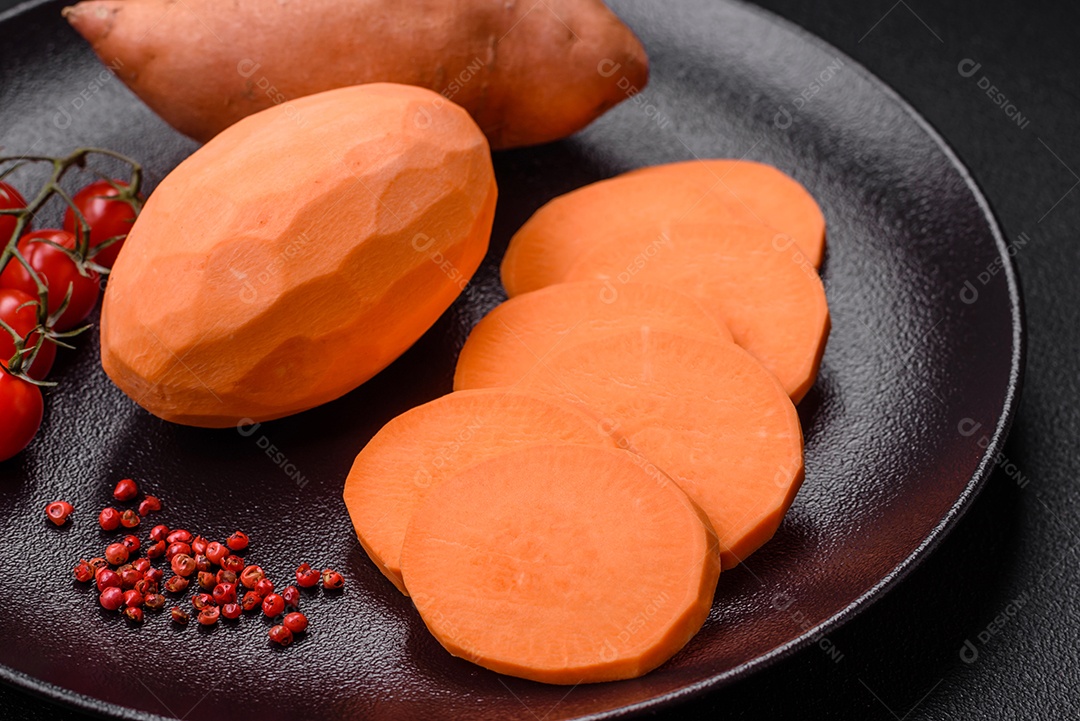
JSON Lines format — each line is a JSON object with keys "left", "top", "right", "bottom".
{"left": 0, "top": 0, "right": 1025, "bottom": 718}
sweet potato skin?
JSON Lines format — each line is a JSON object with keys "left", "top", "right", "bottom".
{"left": 100, "top": 83, "right": 497, "bottom": 427}
{"left": 63, "top": 0, "right": 649, "bottom": 149}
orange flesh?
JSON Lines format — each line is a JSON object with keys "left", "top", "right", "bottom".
{"left": 100, "top": 83, "right": 496, "bottom": 427}
{"left": 501, "top": 159, "right": 826, "bottom": 296}
{"left": 516, "top": 328, "right": 804, "bottom": 570}
{"left": 453, "top": 281, "right": 731, "bottom": 391}
{"left": 342, "top": 389, "right": 616, "bottom": 594}
{"left": 400, "top": 444, "right": 720, "bottom": 684}
{"left": 564, "top": 223, "right": 829, "bottom": 403}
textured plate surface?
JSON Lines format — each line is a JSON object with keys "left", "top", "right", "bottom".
{"left": 0, "top": 0, "right": 1022, "bottom": 719}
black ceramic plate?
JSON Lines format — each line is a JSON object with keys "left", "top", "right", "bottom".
{"left": 0, "top": 0, "right": 1022, "bottom": 718}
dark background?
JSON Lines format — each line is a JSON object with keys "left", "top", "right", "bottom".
{"left": 2, "top": 0, "right": 1078, "bottom": 718}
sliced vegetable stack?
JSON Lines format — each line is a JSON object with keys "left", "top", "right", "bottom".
{"left": 343, "top": 388, "right": 618, "bottom": 594}
{"left": 344, "top": 158, "right": 830, "bottom": 685}
{"left": 563, "top": 223, "right": 829, "bottom": 402}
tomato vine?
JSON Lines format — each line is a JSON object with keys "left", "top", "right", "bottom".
{"left": 0, "top": 148, "right": 143, "bottom": 384}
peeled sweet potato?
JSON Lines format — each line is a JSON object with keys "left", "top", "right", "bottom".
{"left": 100, "top": 83, "right": 497, "bottom": 428}
{"left": 63, "top": 0, "right": 649, "bottom": 149}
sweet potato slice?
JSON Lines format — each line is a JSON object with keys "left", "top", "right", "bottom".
{"left": 343, "top": 389, "right": 615, "bottom": 594}
{"left": 564, "top": 223, "right": 829, "bottom": 402}
{"left": 501, "top": 159, "right": 825, "bottom": 296}
{"left": 400, "top": 444, "right": 720, "bottom": 684}
{"left": 516, "top": 328, "right": 804, "bottom": 570}
{"left": 453, "top": 281, "right": 730, "bottom": 391}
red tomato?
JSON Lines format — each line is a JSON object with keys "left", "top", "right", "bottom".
{"left": 0, "top": 289, "right": 55, "bottom": 380}
{"left": 0, "top": 181, "right": 26, "bottom": 245}
{"left": 0, "top": 371, "right": 43, "bottom": 462}
{"left": 0, "top": 230, "right": 100, "bottom": 331}
{"left": 63, "top": 179, "right": 139, "bottom": 269}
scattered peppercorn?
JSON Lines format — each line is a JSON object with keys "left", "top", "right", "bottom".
{"left": 170, "top": 554, "right": 196, "bottom": 577}
{"left": 66, "top": 492, "right": 341, "bottom": 644}
{"left": 119, "top": 567, "right": 142, "bottom": 589}
{"left": 262, "top": 593, "right": 285, "bottom": 618}
{"left": 121, "top": 535, "right": 141, "bottom": 554}
{"left": 166, "top": 529, "right": 192, "bottom": 545}
{"left": 104, "top": 543, "right": 130, "bottom": 566}
{"left": 295, "top": 563, "right": 320, "bottom": 588}
{"left": 197, "top": 607, "right": 220, "bottom": 626}
{"left": 281, "top": 585, "right": 301, "bottom": 609}
{"left": 191, "top": 593, "right": 215, "bottom": 611}
{"left": 134, "top": 578, "right": 157, "bottom": 596}
{"left": 164, "top": 575, "right": 190, "bottom": 594}
{"left": 120, "top": 509, "right": 140, "bottom": 528}
{"left": 321, "top": 569, "right": 344, "bottom": 590}
{"left": 145, "top": 540, "right": 166, "bottom": 559}
{"left": 96, "top": 568, "right": 121, "bottom": 592}
{"left": 282, "top": 612, "right": 308, "bottom": 634}
{"left": 113, "top": 478, "right": 138, "bottom": 502}
{"left": 226, "top": 531, "right": 249, "bottom": 552}
{"left": 253, "top": 578, "right": 274, "bottom": 597}
{"left": 137, "top": 495, "right": 161, "bottom": 516}
{"left": 205, "top": 542, "right": 228, "bottom": 565}
{"left": 241, "top": 591, "right": 263, "bottom": 612}
{"left": 98, "top": 507, "right": 121, "bottom": 532}
{"left": 99, "top": 587, "right": 124, "bottom": 611}
{"left": 73, "top": 560, "right": 94, "bottom": 583}
{"left": 240, "top": 565, "right": 265, "bottom": 589}
{"left": 268, "top": 625, "right": 293, "bottom": 646}
{"left": 212, "top": 583, "right": 237, "bottom": 605}
{"left": 45, "top": 500, "right": 74, "bottom": 526}
{"left": 166, "top": 541, "right": 192, "bottom": 560}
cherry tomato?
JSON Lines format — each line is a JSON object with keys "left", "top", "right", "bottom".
{"left": 0, "top": 372, "right": 43, "bottom": 462}
{"left": 0, "top": 181, "right": 26, "bottom": 246}
{"left": 0, "top": 230, "right": 100, "bottom": 331}
{"left": 63, "top": 179, "right": 139, "bottom": 269}
{"left": 0, "top": 289, "right": 54, "bottom": 380}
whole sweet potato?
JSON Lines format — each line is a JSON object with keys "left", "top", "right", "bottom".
{"left": 63, "top": 0, "right": 649, "bottom": 149}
